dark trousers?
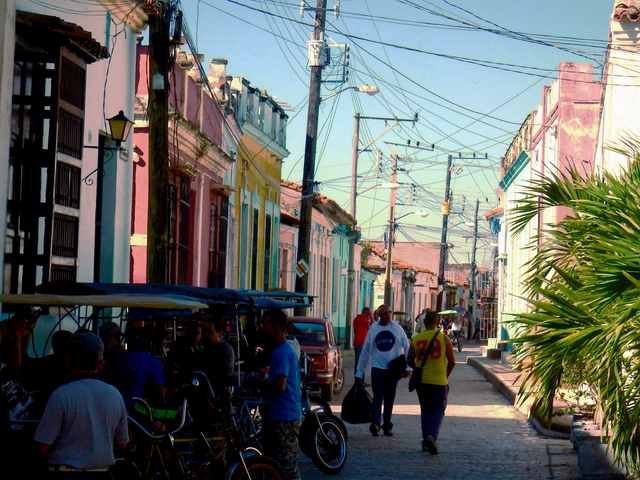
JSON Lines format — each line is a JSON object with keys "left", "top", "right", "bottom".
{"left": 354, "top": 346, "right": 363, "bottom": 375}
{"left": 416, "top": 384, "right": 448, "bottom": 440}
{"left": 371, "top": 367, "right": 399, "bottom": 429}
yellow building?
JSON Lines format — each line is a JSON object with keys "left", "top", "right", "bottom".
{"left": 229, "top": 76, "right": 289, "bottom": 290}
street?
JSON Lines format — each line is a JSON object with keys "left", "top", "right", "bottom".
{"left": 300, "top": 345, "right": 578, "bottom": 480}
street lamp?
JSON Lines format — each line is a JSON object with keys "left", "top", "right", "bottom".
{"left": 321, "top": 84, "right": 380, "bottom": 103}
{"left": 107, "top": 110, "right": 134, "bottom": 146}
{"left": 81, "top": 109, "right": 134, "bottom": 282}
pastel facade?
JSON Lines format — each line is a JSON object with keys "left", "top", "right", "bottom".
{"left": 229, "top": 76, "right": 288, "bottom": 291}
{"left": 131, "top": 47, "right": 237, "bottom": 287}
{"left": 498, "top": 63, "right": 602, "bottom": 342}
{"left": 595, "top": 1, "right": 640, "bottom": 175}
{"left": 1, "top": 0, "right": 146, "bottom": 293}
{"left": 279, "top": 181, "right": 362, "bottom": 345}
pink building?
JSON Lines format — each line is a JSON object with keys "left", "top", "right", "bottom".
{"left": 497, "top": 62, "right": 602, "bottom": 341}
{"left": 131, "top": 45, "right": 236, "bottom": 287}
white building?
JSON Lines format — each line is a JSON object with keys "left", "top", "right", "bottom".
{"left": 0, "top": 0, "right": 147, "bottom": 293}
{"left": 594, "top": 1, "right": 640, "bottom": 175}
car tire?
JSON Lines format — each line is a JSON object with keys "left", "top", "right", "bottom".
{"left": 321, "top": 383, "right": 334, "bottom": 402}
{"left": 332, "top": 368, "right": 345, "bottom": 395}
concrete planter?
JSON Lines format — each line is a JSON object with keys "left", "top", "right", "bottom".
{"left": 571, "top": 417, "right": 628, "bottom": 479}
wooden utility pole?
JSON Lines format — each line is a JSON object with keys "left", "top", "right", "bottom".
{"left": 436, "top": 155, "right": 454, "bottom": 312}
{"left": 384, "top": 154, "right": 399, "bottom": 306}
{"left": 147, "top": 4, "right": 171, "bottom": 283}
{"left": 295, "top": 0, "right": 328, "bottom": 308}
{"left": 468, "top": 199, "right": 480, "bottom": 337}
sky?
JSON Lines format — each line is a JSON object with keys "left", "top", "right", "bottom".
{"left": 178, "top": 0, "right": 614, "bottom": 267}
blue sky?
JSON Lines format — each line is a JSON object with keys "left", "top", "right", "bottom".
{"left": 179, "top": 0, "right": 613, "bottom": 266}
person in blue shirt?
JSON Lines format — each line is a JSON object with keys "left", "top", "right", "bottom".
{"left": 260, "top": 309, "right": 301, "bottom": 480}
{"left": 105, "top": 326, "right": 166, "bottom": 409}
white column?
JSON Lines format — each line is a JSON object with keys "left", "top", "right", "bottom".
{"left": 0, "top": 0, "right": 15, "bottom": 294}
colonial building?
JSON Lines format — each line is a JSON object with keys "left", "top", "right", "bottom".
{"left": 131, "top": 47, "right": 237, "bottom": 287}
{"left": 1, "top": 0, "right": 147, "bottom": 293}
{"left": 594, "top": 1, "right": 640, "bottom": 175}
{"left": 228, "top": 76, "right": 289, "bottom": 291}
{"left": 497, "top": 62, "right": 602, "bottom": 343}
{"left": 279, "top": 181, "right": 362, "bottom": 345}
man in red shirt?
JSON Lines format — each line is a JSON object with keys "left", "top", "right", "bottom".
{"left": 353, "top": 307, "right": 373, "bottom": 375}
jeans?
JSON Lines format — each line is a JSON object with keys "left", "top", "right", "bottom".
{"left": 371, "top": 367, "right": 399, "bottom": 430}
{"left": 416, "top": 384, "right": 448, "bottom": 440}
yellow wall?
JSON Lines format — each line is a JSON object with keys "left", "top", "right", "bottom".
{"left": 235, "top": 134, "right": 282, "bottom": 290}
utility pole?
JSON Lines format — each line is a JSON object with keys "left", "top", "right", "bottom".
{"left": 147, "top": 2, "right": 171, "bottom": 283}
{"left": 468, "top": 199, "right": 480, "bottom": 338}
{"left": 436, "top": 155, "right": 454, "bottom": 312}
{"left": 436, "top": 153, "right": 487, "bottom": 312}
{"left": 345, "top": 113, "right": 417, "bottom": 345}
{"left": 384, "top": 154, "right": 399, "bottom": 306}
{"left": 295, "top": 0, "right": 328, "bottom": 310}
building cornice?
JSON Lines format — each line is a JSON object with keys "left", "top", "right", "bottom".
{"left": 499, "top": 150, "right": 530, "bottom": 191}
{"left": 99, "top": 0, "right": 148, "bottom": 32}
{"left": 242, "top": 122, "right": 289, "bottom": 160}
{"left": 614, "top": 1, "right": 640, "bottom": 22}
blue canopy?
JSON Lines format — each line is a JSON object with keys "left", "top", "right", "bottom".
{"left": 36, "top": 282, "right": 312, "bottom": 311}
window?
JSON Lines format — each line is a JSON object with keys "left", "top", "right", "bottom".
{"left": 279, "top": 248, "right": 289, "bottom": 289}
{"left": 50, "top": 265, "right": 76, "bottom": 282}
{"left": 208, "top": 195, "right": 228, "bottom": 288}
{"left": 264, "top": 213, "right": 272, "bottom": 289}
{"left": 250, "top": 208, "right": 259, "bottom": 290}
{"left": 239, "top": 202, "right": 249, "bottom": 287}
{"left": 52, "top": 214, "right": 79, "bottom": 257}
{"left": 332, "top": 258, "right": 339, "bottom": 313}
{"left": 177, "top": 176, "right": 192, "bottom": 284}
{"left": 55, "top": 162, "right": 80, "bottom": 208}
{"left": 60, "top": 58, "right": 86, "bottom": 109}
{"left": 57, "top": 109, "right": 83, "bottom": 158}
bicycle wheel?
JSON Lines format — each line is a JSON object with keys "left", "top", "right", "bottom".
{"left": 226, "top": 454, "right": 284, "bottom": 480}
{"left": 311, "top": 417, "right": 348, "bottom": 474}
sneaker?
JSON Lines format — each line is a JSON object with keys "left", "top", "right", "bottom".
{"left": 369, "top": 423, "right": 380, "bottom": 437}
{"left": 382, "top": 423, "right": 393, "bottom": 436}
{"left": 423, "top": 436, "right": 438, "bottom": 455}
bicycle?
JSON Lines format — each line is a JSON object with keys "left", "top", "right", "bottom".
{"left": 123, "top": 371, "right": 285, "bottom": 480}
{"left": 449, "top": 329, "right": 463, "bottom": 353}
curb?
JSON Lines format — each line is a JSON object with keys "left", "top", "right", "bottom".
{"left": 467, "top": 356, "right": 523, "bottom": 413}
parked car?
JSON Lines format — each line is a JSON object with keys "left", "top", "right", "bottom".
{"left": 288, "top": 317, "right": 344, "bottom": 401}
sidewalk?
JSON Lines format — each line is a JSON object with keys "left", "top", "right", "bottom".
{"left": 299, "top": 344, "right": 579, "bottom": 480}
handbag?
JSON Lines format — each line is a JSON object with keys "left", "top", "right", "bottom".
{"left": 387, "top": 354, "right": 408, "bottom": 380}
{"left": 408, "top": 330, "right": 440, "bottom": 392}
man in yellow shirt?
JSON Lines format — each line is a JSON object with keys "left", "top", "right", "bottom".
{"left": 408, "top": 310, "right": 456, "bottom": 455}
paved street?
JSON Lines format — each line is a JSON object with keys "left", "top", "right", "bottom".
{"left": 300, "top": 345, "right": 578, "bottom": 480}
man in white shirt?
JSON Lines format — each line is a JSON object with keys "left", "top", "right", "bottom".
{"left": 34, "top": 331, "right": 129, "bottom": 478}
{"left": 355, "top": 305, "right": 410, "bottom": 437}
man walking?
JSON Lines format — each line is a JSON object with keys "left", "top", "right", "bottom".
{"left": 409, "top": 310, "right": 456, "bottom": 455}
{"left": 353, "top": 307, "right": 372, "bottom": 375}
{"left": 34, "top": 331, "right": 129, "bottom": 478}
{"left": 355, "top": 304, "right": 409, "bottom": 437}
{"left": 261, "top": 310, "right": 301, "bottom": 480}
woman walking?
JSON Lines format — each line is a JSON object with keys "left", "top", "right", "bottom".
{"left": 408, "top": 310, "right": 456, "bottom": 454}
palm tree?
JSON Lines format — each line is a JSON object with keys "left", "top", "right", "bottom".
{"left": 510, "top": 148, "right": 640, "bottom": 475}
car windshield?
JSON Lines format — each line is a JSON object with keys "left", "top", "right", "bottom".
{"left": 289, "top": 322, "right": 326, "bottom": 346}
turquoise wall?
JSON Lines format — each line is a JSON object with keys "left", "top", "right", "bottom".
{"left": 331, "top": 224, "right": 351, "bottom": 345}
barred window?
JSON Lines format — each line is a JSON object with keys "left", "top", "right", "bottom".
{"left": 50, "top": 265, "right": 76, "bottom": 282}
{"left": 52, "top": 213, "right": 79, "bottom": 257}
{"left": 60, "top": 58, "right": 86, "bottom": 110}
{"left": 57, "top": 109, "right": 83, "bottom": 159}
{"left": 55, "top": 162, "right": 81, "bottom": 208}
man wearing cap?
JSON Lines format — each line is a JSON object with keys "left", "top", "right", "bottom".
{"left": 34, "top": 330, "right": 129, "bottom": 478}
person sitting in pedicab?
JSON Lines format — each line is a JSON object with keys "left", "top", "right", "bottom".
{"left": 104, "top": 324, "right": 166, "bottom": 410}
